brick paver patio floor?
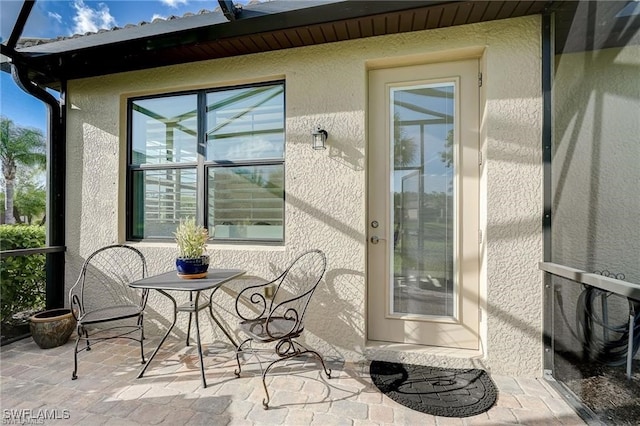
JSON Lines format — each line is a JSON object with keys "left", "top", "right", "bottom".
{"left": 0, "top": 335, "right": 586, "bottom": 425}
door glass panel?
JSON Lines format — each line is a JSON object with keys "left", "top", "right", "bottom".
{"left": 390, "top": 83, "right": 455, "bottom": 318}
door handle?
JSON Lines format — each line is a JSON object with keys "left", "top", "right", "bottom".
{"left": 370, "top": 236, "right": 383, "bottom": 244}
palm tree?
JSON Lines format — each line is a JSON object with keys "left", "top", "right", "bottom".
{"left": 393, "top": 112, "right": 417, "bottom": 167}
{"left": 0, "top": 117, "right": 46, "bottom": 224}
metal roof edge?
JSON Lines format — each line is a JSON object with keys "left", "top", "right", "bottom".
{"left": 14, "top": 0, "right": 444, "bottom": 56}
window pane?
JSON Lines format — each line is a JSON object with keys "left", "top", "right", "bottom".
{"left": 131, "top": 168, "right": 197, "bottom": 238}
{"left": 206, "top": 84, "right": 284, "bottom": 161}
{"left": 132, "top": 95, "right": 198, "bottom": 165}
{"left": 208, "top": 165, "right": 284, "bottom": 240}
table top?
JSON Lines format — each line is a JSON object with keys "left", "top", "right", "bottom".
{"left": 129, "top": 269, "right": 245, "bottom": 292}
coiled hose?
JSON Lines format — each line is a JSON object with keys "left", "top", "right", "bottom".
{"left": 576, "top": 284, "right": 640, "bottom": 367}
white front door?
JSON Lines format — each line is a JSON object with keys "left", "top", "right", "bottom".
{"left": 367, "top": 59, "right": 480, "bottom": 350}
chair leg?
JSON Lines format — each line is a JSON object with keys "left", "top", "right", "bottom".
{"left": 84, "top": 328, "right": 91, "bottom": 351}
{"left": 261, "top": 369, "right": 272, "bottom": 409}
{"left": 260, "top": 357, "right": 285, "bottom": 409}
{"left": 259, "top": 352, "right": 300, "bottom": 409}
{"left": 290, "top": 340, "right": 332, "bottom": 378}
{"left": 234, "top": 338, "right": 252, "bottom": 377}
{"left": 139, "top": 314, "right": 145, "bottom": 340}
{"left": 139, "top": 326, "right": 146, "bottom": 365}
{"left": 72, "top": 326, "right": 82, "bottom": 380}
{"left": 133, "top": 315, "right": 146, "bottom": 364}
{"left": 259, "top": 340, "right": 332, "bottom": 409}
{"left": 305, "top": 349, "right": 332, "bottom": 378}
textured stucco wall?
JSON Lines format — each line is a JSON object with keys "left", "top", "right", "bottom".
{"left": 553, "top": 46, "right": 640, "bottom": 283}
{"left": 65, "top": 15, "right": 543, "bottom": 376}
{"left": 481, "top": 18, "right": 543, "bottom": 376}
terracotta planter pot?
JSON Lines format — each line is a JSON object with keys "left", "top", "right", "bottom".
{"left": 29, "top": 308, "right": 76, "bottom": 349}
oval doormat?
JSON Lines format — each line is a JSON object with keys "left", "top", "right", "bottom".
{"left": 369, "top": 360, "right": 498, "bottom": 418}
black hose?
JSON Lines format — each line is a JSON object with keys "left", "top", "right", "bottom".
{"left": 576, "top": 285, "right": 640, "bottom": 367}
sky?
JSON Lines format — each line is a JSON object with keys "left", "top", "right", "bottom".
{"left": 1, "top": 0, "right": 246, "bottom": 134}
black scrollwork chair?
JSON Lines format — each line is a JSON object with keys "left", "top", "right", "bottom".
{"left": 69, "top": 244, "right": 149, "bottom": 380}
{"left": 234, "top": 249, "right": 332, "bottom": 409}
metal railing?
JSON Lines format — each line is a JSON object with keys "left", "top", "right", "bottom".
{"left": 540, "top": 262, "right": 640, "bottom": 379}
{"left": 0, "top": 246, "right": 65, "bottom": 258}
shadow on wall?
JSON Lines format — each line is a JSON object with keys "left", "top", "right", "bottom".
{"left": 328, "top": 141, "right": 365, "bottom": 171}
{"left": 309, "top": 267, "right": 366, "bottom": 359}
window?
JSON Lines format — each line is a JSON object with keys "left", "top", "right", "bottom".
{"left": 127, "top": 81, "right": 285, "bottom": 242}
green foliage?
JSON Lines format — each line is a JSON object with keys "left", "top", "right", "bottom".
{"left": 0, "top": 117, "right": 46, "bottom": 170}
{"left": 1, "top": 116, "right": 46, "bottom": 225}
{"left": 0, "top": 225, "right": 46, "bottom": 322}
{"left": 14, "top": 183, "right": 46, "bottom": 224}
{"left": 174, "top": 218, "right": 210, "bottom": 258}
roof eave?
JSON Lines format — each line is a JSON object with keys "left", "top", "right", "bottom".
{"left": 4, "top": 1, "right": 552, "bottom": 87}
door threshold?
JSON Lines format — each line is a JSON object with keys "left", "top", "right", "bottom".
{"left": 364, "top": 340, "right": 486, "bottom": 370}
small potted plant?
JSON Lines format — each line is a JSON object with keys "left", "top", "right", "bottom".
{"left": 174, "top": 217, "right": 211, "bottom": 278}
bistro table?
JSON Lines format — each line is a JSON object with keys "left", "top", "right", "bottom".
{"left": 129, "top": 268, "right": 245, "bottom": 388}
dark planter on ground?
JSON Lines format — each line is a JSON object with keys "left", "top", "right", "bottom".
{"left": 30, "top": 308, "right": 76, "bottom": 349}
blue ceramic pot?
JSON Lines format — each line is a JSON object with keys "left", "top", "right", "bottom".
{"left": 176, "top": 255, "right": 210, "bottom": 275}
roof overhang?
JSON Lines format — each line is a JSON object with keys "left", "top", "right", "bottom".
{"left": 1, "top": 1, "right": 552, "bottom": 88}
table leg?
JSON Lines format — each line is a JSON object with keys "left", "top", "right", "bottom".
{"left": 137, "top": 289, "right": 177, "bottom": 379}
{"left": 193, "top": 292, "right": 208, "bottom": 388}
{"left": 186, "top": 292, "right": 193, "bottom": 346}
{"left": 209, "top": 287, "right": 239, "bottom": 348}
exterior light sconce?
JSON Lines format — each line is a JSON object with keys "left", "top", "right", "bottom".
{"left": 312, "top": 127, "right": 328, "bottom": 150}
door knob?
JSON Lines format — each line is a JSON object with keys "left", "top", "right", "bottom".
{"left": 370, "top": 236, "right": 380, "bottom": 244}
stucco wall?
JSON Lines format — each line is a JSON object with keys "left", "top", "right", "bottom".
{"left": 65, "top": 15, "right": 543, "bottom": 376}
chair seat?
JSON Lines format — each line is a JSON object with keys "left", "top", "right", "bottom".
{"left": 239, "top": 317, "right": 303, "bottom": 342}
{"left": 79, "top": 305, "right": 143, "bottom": 324}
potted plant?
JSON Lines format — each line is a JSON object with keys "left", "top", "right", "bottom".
{"left": 174, "top": 217, "right": 211, "bottom": 278}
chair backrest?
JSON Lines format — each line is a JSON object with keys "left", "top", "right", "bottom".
{"left": 69, "top": 245, "right": 148, "bottom": 318}
{"left": 266, "top": 249, "right": 327, "bottom": 336}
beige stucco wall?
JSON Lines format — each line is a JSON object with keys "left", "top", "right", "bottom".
{"left": 65, "top": 15, "right": 543, "bottom": 376}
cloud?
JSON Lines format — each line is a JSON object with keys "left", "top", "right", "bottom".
{"left": 71, "top": 0, "right": 117, "bottom": 34}
{"left": 48, "top": 12, "right": 63, "bottom": 24}
{"left": 159, "top": 0, "right": 188, "bottom": 8}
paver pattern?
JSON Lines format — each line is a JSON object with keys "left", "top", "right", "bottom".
{"left": 0, "top": 335, "right": 586, "bottom": 425}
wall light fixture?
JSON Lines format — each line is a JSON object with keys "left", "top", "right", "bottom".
{"left": 312, "top": 127, "right": 328, "bottom": 150}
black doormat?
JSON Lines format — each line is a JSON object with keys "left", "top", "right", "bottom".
{"left": 369, "top": 360, "right": 498, "bottom": 418}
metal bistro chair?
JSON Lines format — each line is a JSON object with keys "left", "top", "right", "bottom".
{"left": 234, "top": 249, "right": 332, "bottom": 409}
{"left": 69, "top": 244, "right": 149, "bottom": 380}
